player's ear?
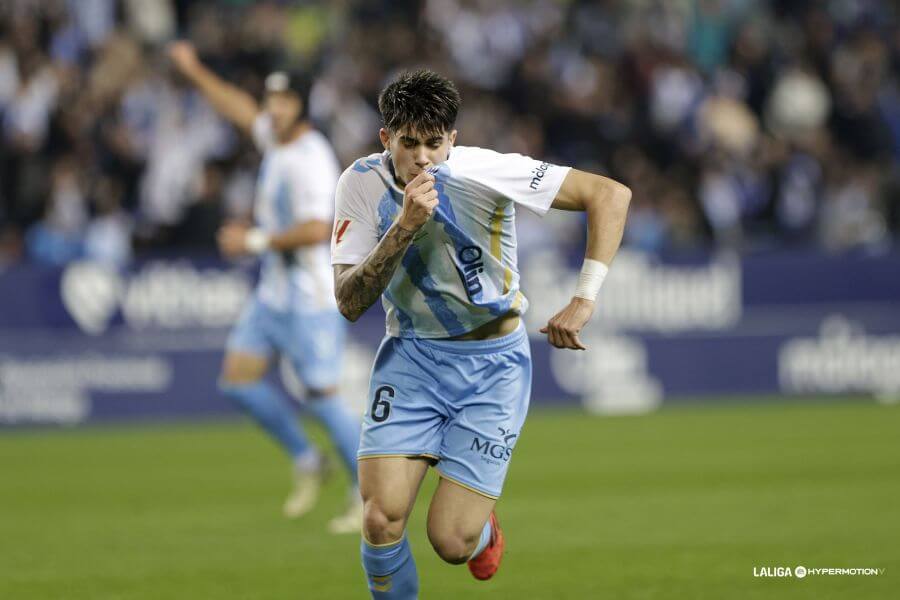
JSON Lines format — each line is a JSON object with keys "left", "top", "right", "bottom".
{"left": 448, "top": 129, "right": 457, "bottom": 146}
{"left": 379, "top": 128, "right": 390, "bottom": 150}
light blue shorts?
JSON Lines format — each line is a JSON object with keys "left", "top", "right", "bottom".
{"left": 358, "top": 325, "right": 531, "bottom": 499}
{"left": 226, "top": 296, "right": 345, "bottom": 390}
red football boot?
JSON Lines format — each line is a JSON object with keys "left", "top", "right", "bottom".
{"left": 467, "top": 511, "right": 504, "bottom": 581}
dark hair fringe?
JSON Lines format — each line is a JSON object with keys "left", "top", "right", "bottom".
{"left": 378, "top": 69, "right": 461, "bottom": 136}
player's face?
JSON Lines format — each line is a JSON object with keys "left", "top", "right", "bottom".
{"left": 380, "top": 127, "right": 457, "bottom": 186}
{"left": 264, "top": 92, "right": 302, "bottom": 140}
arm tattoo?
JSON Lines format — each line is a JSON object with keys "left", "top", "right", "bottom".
{"left": 335, "top": 222, "right": 416, "bottom": 321}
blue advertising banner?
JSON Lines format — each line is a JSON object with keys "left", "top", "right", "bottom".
{"left": 1, "top": 249, "right": 899, "bottom": 426}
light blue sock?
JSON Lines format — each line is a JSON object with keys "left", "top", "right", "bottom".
{"left": 361, "top": 536, "right": 418, "bottom": 599}
{"left": 219, "top": 380, "right": 312, "bottom": 459}
{"left": 307, "top": 394, "right": 360, "bottom": 482}
{"left": 469, "top": 519, "right": 493, "bottom": 560}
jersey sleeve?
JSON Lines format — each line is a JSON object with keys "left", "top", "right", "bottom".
{"left": 331, "top": 169, "right": 378, "bottom": 266}
{"left": 251, "top": 113, "right": 276, "bottom": 152}
{"left": 449, "top": 147, "right": 571, "bottom": 216}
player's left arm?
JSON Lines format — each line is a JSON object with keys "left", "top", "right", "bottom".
{"left": 539, "top": 169, "right": 631, "bottom": 350}
{"left": 217, "top": 220, "right": 331, "bottom": 258}
{"left": 219, "top": 153, "right": 338, "bottom": 258}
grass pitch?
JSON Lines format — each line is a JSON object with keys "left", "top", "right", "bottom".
{"left": 1, "top": 399, "right": 897, "bottom": 599}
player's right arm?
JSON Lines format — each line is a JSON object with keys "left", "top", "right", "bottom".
{"left": 537, "top": 169, "right": 630, "bottom": 350}
{"left": 168, "top": 41, "right": 258, "bottom": 135}
{"left": 333, "top": 172, "right": 437, "bottom": 322}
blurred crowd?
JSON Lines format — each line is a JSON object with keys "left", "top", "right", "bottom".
{"left": 1, "top": 0, "right": 898, "bottom": 268}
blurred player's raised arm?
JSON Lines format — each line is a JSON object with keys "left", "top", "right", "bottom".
{"left": 168, "top": 41, "right": 259, "bottom": 135}
{"left": 538, "top": 169, "right": 631, "bottom": 350}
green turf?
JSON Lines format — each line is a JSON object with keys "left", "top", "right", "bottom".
{"left": 1, "top": 400, "right": 898, "bottom": 599}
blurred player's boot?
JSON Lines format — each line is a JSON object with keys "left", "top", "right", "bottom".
{"left": 328, "top": 488, "right": 363, "bottom": 534}
{"left": 467, "top": 511, "right": 504, "bottom": 581}
{"left": 282, "top": 452, "right": 329, "bottom": 519}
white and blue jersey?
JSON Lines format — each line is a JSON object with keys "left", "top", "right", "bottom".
{"left": 252, "top": 114, "right": 339, "bottom": 312}
{"left": 226, "top": 115, "right": 343, "bottom": 387}
{"left": 335, "top": 146, "right": 570, "bottom": 498}
{"left": 331, "top": 146, "right": 570, "bottom": 338}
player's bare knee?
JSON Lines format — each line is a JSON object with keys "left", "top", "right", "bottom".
{"left": 427, "top": 527, "right": 477, "bottom": 565}
{"left": 362, "top": 499, "right": 406, "bottom": 545}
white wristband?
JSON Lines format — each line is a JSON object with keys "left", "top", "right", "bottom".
{"left": 245, "top": 228, "right": 270, "bottom": 254}
{"left": 574, "top": 258, "right": 608, "bottom": 301}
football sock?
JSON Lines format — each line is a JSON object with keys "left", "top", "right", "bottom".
{"left": 219, "top": 380, "right": 312, "bottom": 459}
{"left": 469, "top": 518, "right": 493, "bottom": 560}
{"left": 361, "top": 535, "right": 418, "bottom": 599}
{"left": 307, "top": 394, "right": 360, "bottom": 482}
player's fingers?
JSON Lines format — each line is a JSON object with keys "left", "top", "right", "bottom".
{"left": 412, "top": 182, "right": 435, "bottom": 198}
{"left": 570, "top": 330, "right": 587, "bottom": 350}
{"left": 547, "top": 324, "right": 563, "bottom": 348}
{"left": 408, "top": 173, "right": 434, "bottom": 194}
{"left": 562, "top": 324, "right": 586, "bottom": 350}
{"left": 406, "top": 171, "right": 430, "bottom": 189}
{"left": 539, "top": 326, "right": 548, "bottom": 334}
{"left": 557, "top": 326, "right": 578, "bottom": 350}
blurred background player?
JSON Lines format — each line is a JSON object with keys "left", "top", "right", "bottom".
{"left": 168, "top": 41, "right": 361, "bottom": 533}
{"left": 332, "top": 69, "right": 630, "bottom": 598}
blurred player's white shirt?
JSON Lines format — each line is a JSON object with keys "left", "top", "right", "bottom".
{"left": 251, "top": 114, "right": 340, "bottom": 312}
{"left": 331, "top": 146, "right": 570, "bottom": 338}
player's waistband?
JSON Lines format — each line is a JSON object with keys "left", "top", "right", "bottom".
{"left": 415, "top": 322, "right": 527, "bottom": 355}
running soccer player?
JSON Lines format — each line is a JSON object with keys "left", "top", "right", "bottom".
{"left": 168, "top": 42, "right": 361, "bottom": 533}
{"left": 331, "top": 70, "right": 631, "bottom": 597}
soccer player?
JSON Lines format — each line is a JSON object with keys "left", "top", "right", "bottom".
{"left": 331, "top": 69, "right": 631, "bottom": 597}
{"left": 168, "top": 42, "right": 361, "bottom": 533}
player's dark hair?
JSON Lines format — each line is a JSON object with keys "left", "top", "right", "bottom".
{"left": 266, "top": 70, "right": 312, "bottom": 117}
{"left": 378, "top": 69, "right": 461, "bottom": 136}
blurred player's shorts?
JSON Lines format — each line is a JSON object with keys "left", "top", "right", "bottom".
{"left": 226, "top": 297, "right": 345, "bottom": 390}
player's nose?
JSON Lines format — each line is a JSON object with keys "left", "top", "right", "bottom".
{"left": 414, "top": 148, "right": 430, "bottom": 167}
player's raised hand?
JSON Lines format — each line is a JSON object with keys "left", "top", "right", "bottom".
{"left": 540, "top": 297, "right": 595, "bottom": 350}
{"left": 168, "top": 41, "right": 201, "bottom": 76}
{"left": 397, "top": 172, "right": 438, "bottom": 232}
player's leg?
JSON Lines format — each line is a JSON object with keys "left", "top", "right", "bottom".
{"left": 424, "top": 325, "right": 532, "bottom": 579}
{"left": 356, "top": 336, "right": 446, "bottom": 598}
{"left": 426, "top": 477, "right": 495, "bottom": 564}
{"left": 219, "top": 354, "right": 316, "bottom": 464}
{"left": 308, "top": 384, "right": 364, "bottom": 533}
{"left": 288, "top": 309, "right": 360, "bottom": 481}
{"left": 306, "top": 385, "right": 359, "bottom": 475}
{"left": 282, "top": 308, "right": 362, "bottom": 531}
{"left": 219, "top": 299, "right": 322, "bottom": 517}
{"left": 359, "top": 456, "right": 429, "bottom": 599}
